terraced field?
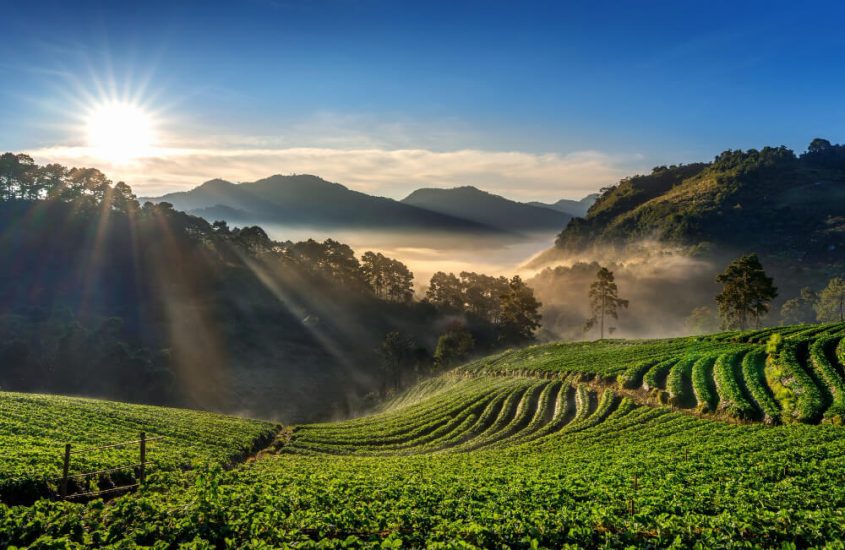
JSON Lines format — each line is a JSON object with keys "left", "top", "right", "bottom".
{"left": 285, "top": 322, "right": 845, "bottom": 459}
{"left": 290, "top": 377, "right": 620, "bottom": 455}
{"left": 3, "top": 323, "right": 845, "bottom": 547}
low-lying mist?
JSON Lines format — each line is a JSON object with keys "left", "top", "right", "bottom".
{"left": 525, "top": 242, "right": 722, "bottom": 340}
{"left": 262, "top": 224, "right": 556, "bottom": 288}
{"left": 264, "top": 225, "right": 729, "bottom": 341}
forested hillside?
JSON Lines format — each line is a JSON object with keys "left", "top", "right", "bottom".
{"left": 555, "top": 139, "right": 845, "bottom": 265}
{"left": 0, "top": 154, "right": 542, "bottom": 421}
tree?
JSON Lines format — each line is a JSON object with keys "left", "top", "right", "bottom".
{"left": 235, "top": 226, "right": 272, "bottom": 255}
{"left": 585, "top": 267, "right": 628, "bottom": 339}
{"left": 808, "top": 138, "right": 832, "bottom": 154}
{"left": 433, "top": 322, "right": 475, "bottom": 369}
{"left": 361, "top": 252, "right": 414, "bottom": 303}
{"left": 379, "top": 330, "right": 414, "bottom": 395}
{"left": 0, "top": 153, "right": 36, "bottom": 200}
{"left": 715, "top": 254, "right": 778, "bottom": 329}
{"left": 780, "top": 287, "right": 818, "bottom": 325}
{"left": 815, "top": 278, "right": 845, "bottom": 322}
{"left": 211, "top": 220, "right": 231, "bottom": 235}
{"left": 425, "top": 272, "right": 464, "bottom": 311}
{"left": 111, "top": 181, "right": 139, "bottom": 212}
{"left": 498, "top": 275, "right": 542, "bottom": 343}
{"left": 460, "top": 272, "right": 509, "bottom": 323}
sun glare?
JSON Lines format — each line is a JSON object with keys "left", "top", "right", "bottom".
{"left": 86, "top": 101, "right": 156, "bottom": 163}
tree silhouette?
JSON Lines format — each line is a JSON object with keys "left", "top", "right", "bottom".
{"left": 715, "top": 254, "right": 778, "bottom": 329}
{"left": 585, "top": 267, "right": 628, "bottom": 339}
{"left": 361, "top": 251, "right": 414, "bottom": 302}
{"left": 498, "top": 275, "right": 542, "bottom": 343}
{"left": 379, "top": 330, "right": 414, "bottom": 394}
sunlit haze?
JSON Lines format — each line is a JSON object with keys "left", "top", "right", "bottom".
{"left": 85, "top": 101, "right": 156, "bottom": 163}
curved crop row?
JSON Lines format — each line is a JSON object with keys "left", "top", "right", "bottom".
{"left": 295, "top": 381, "right": 530, "bottom": 453}
{"left": 301, "top": 378, "right": 504, "bottom": 435}
{"left": 493, "top": 380, "right": 563, "bottom": 447}
{"left": 617, "top": 360, "right": 656, "bottom": 389}
{"left": 666, "top": 356, "right": 697, "bottom": 407}
{"left": 561, "top": 389, "right": 618, "bottom": 434}
{"left": 712, "top": 351, "right": 758, "bottom": 420}
{"left": 296, "top": 383, "right": 506, "bottom": 445}
{"left": 691, "top": 355, "right": 718, "bottom": 413}
{"left": 473, "top": 381, "right": 548, "bottom": 446}
{"left": 740, "top": 349, "right": 781, "bottom": 424}
{"left": 519, "top": 384, "right": 575, "bottom": 442}
{"left": 447, "top": 384, "right": 534, "bottom": 452}
{"left": 766, "top": 344, "right": 825, "bottom": 423}
{"left": 838, "top": 338, "right": 845, "bottom": 369}
{"left": 808, "top": 336, "right": 845, "bottom": 421}
{"left": 642, "top": 359, "right": 676, "bottom": 391}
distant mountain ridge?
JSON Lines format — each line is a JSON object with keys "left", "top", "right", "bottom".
{"left": 400, "top": 186, "right": 574, "bottom": 232}
{"left": 145, "top": 175, "right": 499, "bottom": 233}
{"left": 528, "top": 194, "right": 599, "bottom": 218}
{"left": 144, "top": 176, "right": 597, "bottom": 235}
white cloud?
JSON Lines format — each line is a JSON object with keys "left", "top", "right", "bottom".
{"left": 28, "top": 145, "right": 637, "bottom": 201}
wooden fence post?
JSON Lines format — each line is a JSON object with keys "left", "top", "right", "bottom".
{"left": 139, "top": 432, "right": 146, "bottom": 485}
{"left": 61, "top": 443, "right": 71, "bottom": 499}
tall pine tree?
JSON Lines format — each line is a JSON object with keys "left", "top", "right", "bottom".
{"left": 715, "top": 254, "right": 778, "bottom": 329}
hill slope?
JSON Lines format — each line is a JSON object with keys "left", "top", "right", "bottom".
{"left": 5, "top": 324, "right": 845, "bottom": 548}
{"left": 555, "top": 141, "right": 845, "bottom": 265}
{"left": 146, "top": 175, "right": 501, "bottom": 233}
{"left": 401, "top": 185, "right": 572, "bottom": 232}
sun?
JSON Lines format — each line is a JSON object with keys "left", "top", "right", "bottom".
{"left": 86, "top": 101, "right": 156, "bottom": 163}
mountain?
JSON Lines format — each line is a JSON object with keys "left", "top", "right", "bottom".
{"left": 554, "top": 140, "right": 845, "bottom": 265}
{"left": 528, "top": 193, "right": 599, "bottom": 218}
{"left": 400, "top": 186, "right": 572, "bottom": 233}
{"left": 144, "top": 175, "right": 500, "bottom": 233}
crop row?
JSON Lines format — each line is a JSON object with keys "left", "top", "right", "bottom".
{"left": 286, "top": 379, "right": 622, "bottom": 455}
{"left": 808, "top": 336, "right": 845, "bottom": 422}
{"left": 595, "top": 328, "right": 845, "bottom": 425}
{"left": 712, "top": 351, "right": 758, "bottom": 420}
{"left": 767, "top": 344, "right": 826, "bottom": 423}
{"left": 740, "top": 349, "right": 781, "bottom": 424}
{"left": 8, "top": 388, "right": 845, "bottom": 548}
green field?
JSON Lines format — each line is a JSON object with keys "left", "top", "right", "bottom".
{"left": 3, "top": 323, "right": 845, "bottom": 547}
{"left": 0, "top": 393, "right": 276, "bottom": 504}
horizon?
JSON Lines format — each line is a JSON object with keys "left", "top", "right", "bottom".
{"left": 3, "top": 0, "right": 845, "bottom": 200}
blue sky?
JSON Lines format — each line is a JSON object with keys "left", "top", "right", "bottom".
{"left": 2, "top": 0, "right": 844, "bottom": 199}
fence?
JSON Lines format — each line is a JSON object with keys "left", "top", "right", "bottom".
{"left": 58, "top": 432, "right": 165, "bottom": 500}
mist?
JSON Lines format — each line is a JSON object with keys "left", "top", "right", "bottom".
{"left": 524, "top": 242, "right": 723, "bottom": 340}
{"left": 263, "top": 225, "right": 731, "bottom": 340}
{"left": 261, "top": 224, "right": 557, "bottom": 289}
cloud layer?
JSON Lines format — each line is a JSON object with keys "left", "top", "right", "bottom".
{"left": 29, "top": 145, "right": 636, "bottom": 201}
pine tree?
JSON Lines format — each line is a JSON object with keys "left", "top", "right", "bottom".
{"left": 585, "top": 267, "right": 628, "bottom": 339}
{"left": 715, "top": 254, "right": 778, "bottom": 329}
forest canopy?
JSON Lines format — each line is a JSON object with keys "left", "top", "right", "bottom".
{"left": 0, "top": 154, "right": 542, "bottom": 420}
